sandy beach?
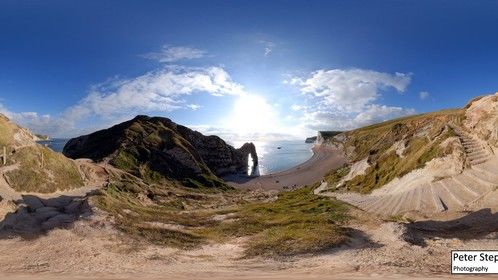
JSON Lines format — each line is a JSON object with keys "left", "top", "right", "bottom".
{"left": 224, "top": 145, "right": 346, "bottom": 190}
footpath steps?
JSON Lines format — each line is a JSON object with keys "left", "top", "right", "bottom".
{"left": 339, "top": 168, "right": 496, "bottom": 216}
{"left": 332, "top": 127, "right": 497, "bottom": 217}
{"left": 455, "top": 128, "right": 493, "bottom": 166}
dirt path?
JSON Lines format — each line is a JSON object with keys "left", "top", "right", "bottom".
{"left": 0, "top": 164, "right": 22, "bottom": 201}
{"left": 225, "top": 145, "right": 346, "bottom": 190}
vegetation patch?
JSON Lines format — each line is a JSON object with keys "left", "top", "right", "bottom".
{"left": 198, "top": 186, "right": 350, "bottom": 257}
{"left": 323, "top": 165, "right": 350, "bottom": 188}
{"left": 96, "top": 179, "right": 351, "bottom": 257}
{"left": 330, "top": 110, "right": 463, "bottom": 194}
{"left": 344, "top": 109, "right": 463, "bottom": 162}
{"left": 318, "top": 131, "right": 343, "bottom": 141}
{"left": 0, "top": 118, "right": 15, "bottom": 147}
{"left": 5, "top": 145, "right": 84, "bottom": 193}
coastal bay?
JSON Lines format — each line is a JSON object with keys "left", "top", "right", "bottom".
{"left": 224, "top": 145, "right": 346, "bottom": 190}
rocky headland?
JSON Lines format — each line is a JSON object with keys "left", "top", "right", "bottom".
{"left": 63, "top": 115, "right": 258, "bottom": 187}
{"left": 304, "top": 136, "right": 317, "bottom": 143}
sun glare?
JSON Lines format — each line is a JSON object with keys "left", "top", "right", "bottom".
{"left": 226, "top": 94, "right": 278, "bottom": 137}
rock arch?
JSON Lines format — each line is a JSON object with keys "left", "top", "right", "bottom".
{"left": 236, "top": 142, "right": 259, "bottom": 174}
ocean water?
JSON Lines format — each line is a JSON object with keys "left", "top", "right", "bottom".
{"left": 37, "top": 139, "right": 69, "bottom": 153}
{"left": 39, "top": 138, "right": 314, "bottom": 176}
{"left": 231, "top": 140, "right": 314, "bottom": 175}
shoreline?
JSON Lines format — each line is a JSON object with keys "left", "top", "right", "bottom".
{"left": 224, "top": 144, "right": 346, "bottom": 190}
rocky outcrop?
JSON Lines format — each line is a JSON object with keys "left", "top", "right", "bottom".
{"left": 316, "top": 131, "right": 342, "bottom": 145}
{"left": 463, "top": 92, "right": 498, "bottom": 148}
{"left": 305, "top": 136, "right": 317, "bottom": 143}
{"left": 63, "top": 115, "right": 258, "bottom": 187}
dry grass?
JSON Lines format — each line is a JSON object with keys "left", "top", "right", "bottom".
{"left": 202, "top": 186, "right": 350, "bottom": 257}
{"left": 4, "top": 145, "right": 84, "bottom": 193}
{"left": 344, "top": 109, "right": 462, "bottom": 162}
{"left": 96, "top": 177, "right": 351, "bottom": 256}
{"left": 325, "top": 110, "right": 463, "bottom": 194}
{"left": 0, "top": 118, "right": 15, "bottom": 147}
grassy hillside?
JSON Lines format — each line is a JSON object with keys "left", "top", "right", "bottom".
{"left": 5, "top": 146, "right": 84, "bottom": 192}
{"left": 0, "top": 115, "right": 16, "bottom": 147}
{"left": 0, "top": 114, "right": 85, "bottom": 193}
{"left": 62, "top": 116, "right": 244, "bottom": 189}
{"left": 325, "top": 109, "right": 464, "bottom": 193}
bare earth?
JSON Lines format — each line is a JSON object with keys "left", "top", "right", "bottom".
{"left": 0, "top": 204, "right": 497, "bottom": 279}
{"left": 224, "top": 145, "right": 346, "bottom": 190}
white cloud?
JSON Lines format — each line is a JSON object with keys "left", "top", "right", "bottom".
{"left": 1, "top": 65, "right": 246, "bottom": 137}
{"left": 291, "top": 69, "right": 411, "bottom": 112}
{"left": 291, "top": 104, "right": 303, "bottom": 111}
{"left": 187, "top": 104, "right": 202, "bottom": 111}
{"left": 419, "top": 91, "right": 429, "bottom": 100}
{"left": 142, "top": 45, "right": 206, "bottom": 63}
{"left": 264, "top": 48, "right": 271, "bottom": 56}
{"left": 259, "top": 40, "right": 276, "bottom": 57}
{"left": 353, "top": 104, "right": 416, "bottom": 126}
{"left": 302, "top": 105, "right": 415, "bottom": 132}
{"left": 289, "top": 68, "right": 415, "bottom": 132}
{"left": 64, "top": 66, "right": 245, "bottom": 121}
{"left": 0, "top": 104, "right": 71, "bottom": 137}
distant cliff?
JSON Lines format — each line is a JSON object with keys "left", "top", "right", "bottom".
{"left": 34, "top": 134, "right": 50, "bottom": 141}
{"left": 316, "top": 131, "right": 343, "bottom": 145}
{"left": 63, "top": 115, "right": 258, "bottom": 187}
{"left": 305, "top": 136, "right": 317, "bottom": 143}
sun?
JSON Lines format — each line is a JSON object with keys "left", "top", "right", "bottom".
{"left": 226, "top": 94, "right": 278, "bottom": 137}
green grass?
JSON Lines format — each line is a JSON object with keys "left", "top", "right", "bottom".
{"left": 5, "top": 145, "right": 84, "bottom": 193}
{"left": 385, "top": 215, "right": 414, "bottom": 223}
{"left": 197, "top": 186, "right": 350, "bottom": 257}
{"left": 96, "top": 179, "right": 351, "bottom": 257}
{"left": 339, "top": 136, "right": 448, "bottom": 194}
{"left": 324, "top": 165, "right": 350, "bottom": 188}
{"left": 344, "top": 109, "right": 463, "bottom": 162}
{"left": 111, "top": 150, "right": 139, "bottom": 173}
{"left": 318, "top": 131, "right": 342, "bottom": 141}
{"left": 327, "top": 109, "right": 463, "bottom": 194}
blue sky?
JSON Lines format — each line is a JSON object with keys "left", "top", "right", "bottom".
{"left": 1, "top": 1, "right": 498, "bottom": 140}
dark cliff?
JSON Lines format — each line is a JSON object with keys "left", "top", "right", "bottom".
{"left": 63, "top": 115, "right": 258, "bottom": 187}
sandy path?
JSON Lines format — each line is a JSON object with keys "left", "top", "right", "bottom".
{"left": 0, "top": 164, "right": 22, "bottom": 201}
{"left": 225, "top": 145, "right": 346, "bottom": 190}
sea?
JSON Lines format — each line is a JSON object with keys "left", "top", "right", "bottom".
{"left": 37, "top": 139, "right": 70, "bottom": 153}
{"left": 230, "top": 140, "right": 314, "bottom": 175}
{"left": 40, "top": 139, "right": 314, "bottom": 176}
